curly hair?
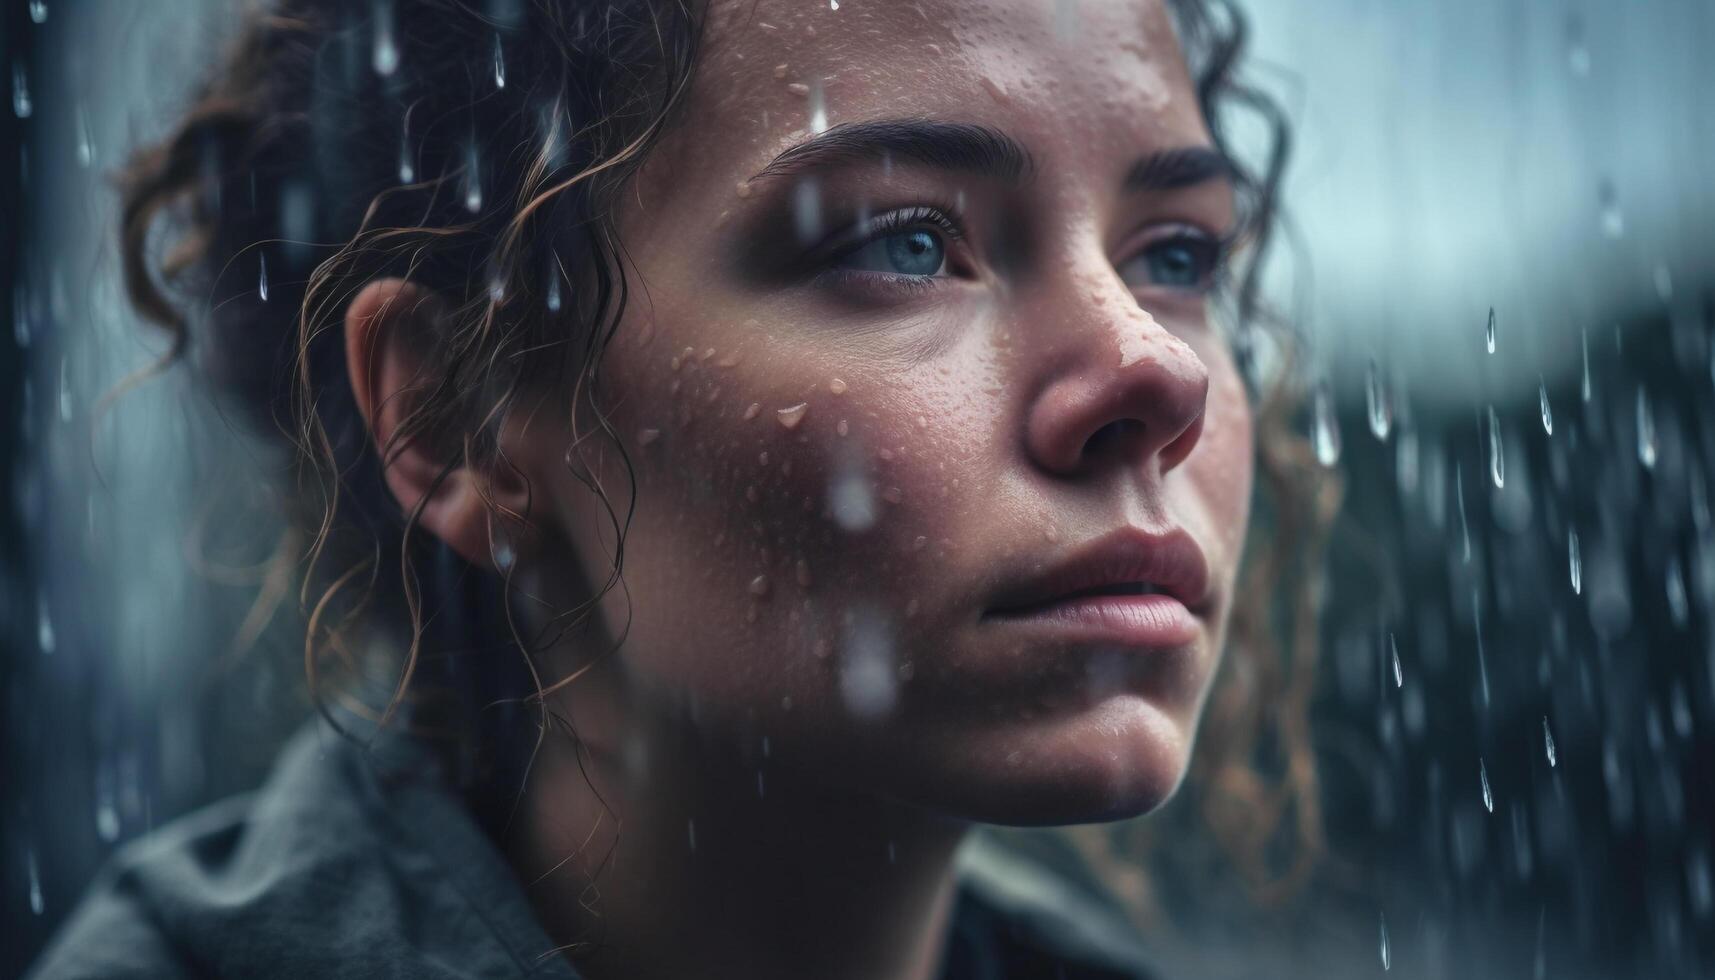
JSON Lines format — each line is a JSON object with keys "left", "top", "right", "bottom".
{"left": 116, "top": 0, "right": 1337, "bottom": 911}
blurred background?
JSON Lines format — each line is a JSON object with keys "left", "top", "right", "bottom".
{"left": 3, "top": 1, "right": 1713, "bottom": 977}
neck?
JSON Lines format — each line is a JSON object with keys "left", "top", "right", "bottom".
{"left": 503, "top": 665, "right": 971, "bottom": 980}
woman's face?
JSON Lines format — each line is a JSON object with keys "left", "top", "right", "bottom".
{"left": 529, "top": 0, "right": 1253, "bottom": 824}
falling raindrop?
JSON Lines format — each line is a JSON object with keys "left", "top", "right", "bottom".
{"left": 1389, "top": 634, "right": 1402, "bottom": 688}
{"left": 1485, "top": 307, "right": 1496, "bottom": 353}
{"left": 1311, "top": 381, "right": 1340, "bottom": 467}
{"left": 75, "top": 103, "right": 95, "bottom": 167}
{"left": 463, "top": 142, "right": 483, "bottom": 213}
{"left": 831, "top": 462, "right": 878, "bottom": 533}
{"left": 1580, "top": 328, "right": 1592, "bottom": 402}
{"left": 1568, "top": 528, "right": 1581, "bottom": 595}
{"left": 492, "top": 33, "right": 506, "bottom": 89}
{"left": 57, "top": 358, "right": 71, "bottom": 422}
{"left": 398, "top": 126, "right": 415, "bottom": 184}
{"left": 1653, "top": 263, "right": 1673, "bottom": 303}
{"left": 1666, "top": 557, "right": 1689, "bottom": 627}
{"left": 1480, "top": 758, "right": 1494, "bottom": 813}
{"left": 96, "top": 782, "right": 120, "bottom": 842}
{"left": 808, "top": 80, "right": 829, "bottom": 134}
{"left": 1598, "top": 179, "right": 1624, "bottom": 239}
{"left": 1365, "top": 359, "right": 1391, "bottom": 441}
{"left": 1539, "top": 378, "right": 1552, "bottom": 435}
{"left": 29, "top": 0, "right": 46, "bottom": 23}
{"left": 37, "top": 595, "right": 54, "bottom": 654}
{"left": 1636, "top": 387, "right": 1656, "bottom": 470}
{"left": 840, "top": 606, "right": 897, "bottom": 719}
{"left": 687, "top": 818, "right": 697, "bottom": 852}
{"left": 1487, "top": 407, "right": 1504, "bottom": 488}
{"left": 373, "top": 1, "right": 400, "bottom": 77}
{"left": 793, "top": 176, "right": 822, "bottom": 243}
{"left": 13, "top": 62, "right": 33, "bottom": 119}
{"left": 258, "top": 253, "right": 269, "bottom": 302}
{"left": 1567, "top": 16, "right": 1590, "bottom": 76}
{"left": 1378, "top": 911, "right": 1391, "bottom": 971}
{"left": 1544, "top": 716, "right": 1557, "bottom": 767}
{"left": 26, "top": 848, "right": 43, "bottom": 914}
{"left": 546, "top": 270, "right": 562, "bottom": 312}
{"left": 1455, "top": 463, "right": 1471, "bottom": 563}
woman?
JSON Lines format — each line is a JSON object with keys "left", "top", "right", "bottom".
{"left": 32, "top": 0, "right": 1327, "bottom": 976}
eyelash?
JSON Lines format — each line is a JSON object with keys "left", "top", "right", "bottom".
{"left": 814, "top": 204, "right": 966, "bottom": 293}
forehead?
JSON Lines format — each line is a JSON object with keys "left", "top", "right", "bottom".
{"left": 652, "top": 0, "right": 1208, "bottom": 188}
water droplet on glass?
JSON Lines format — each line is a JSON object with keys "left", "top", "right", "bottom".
{"left": 1485, "top": 307, "right": 1496, "bottom": 353}
{"left": 1480, "top": 758, "right": 1494, "bottom": 813}
{"left": 1667, "top": 557, "right": 1689, "bottom": 627}
{"left": 258, "top": 253, "right": 269, "bottom": 302}
{"left": 13, "top": 62, "right": 33, "bottom": 119}
{"left": 1636, "top": 386, "right": 1656, "bottom": 470}
{"left": 1379, "top": 911, "right": 1391, "bottom": 971}
{"left": 1365, "top": 358, "right": 1391, "bottom": 441}
{"left": 29, "top": 1, "right": 46, "bottom": 24}
{"left": 1487, "top": 407, "right": 1504, "bottom": 488}
{"left": 1311, "top": 381, "right": 1340, "bottom": 467}
{"left": 1539, "top": 378, "right": 1552, "bottom": 435}
{"left": 1543, "top": 716, "right": 1557, "bottom": 767}
{"left": 1389, "top": 633, "right": 1402, "bottom": 688}
{"left": 776, "top": 402, "right": 809, "bottom": 430}
{"left": 492, "top": 33, "right": 506, "bottom": 88}
{"left": 1568, "top": 528, "right": 1581, "bottom": 595}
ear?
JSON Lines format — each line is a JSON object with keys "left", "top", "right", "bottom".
{"left": 344, "top": 278, "right": 535, "bottom": 572}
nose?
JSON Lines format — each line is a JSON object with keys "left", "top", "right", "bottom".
{"left": 1023, "top": 282, "right": 1211, "bottom": 479}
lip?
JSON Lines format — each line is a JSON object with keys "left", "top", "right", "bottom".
{"left": 981, "top": 527, "right": 1212, "bottom": 648}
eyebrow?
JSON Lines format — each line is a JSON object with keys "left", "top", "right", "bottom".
{"left": 751, "top": 119, "right": 1035, "bottom": 185}
{"left": 1124, "top": 146, "right": 1234, "bottom": 192}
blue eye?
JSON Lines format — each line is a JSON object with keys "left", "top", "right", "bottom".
{"left": 835, "top": 228, "right": 948, "bottom": 277}
{"left": 1121, "top": 234, "right": 1220, "bottom": 292}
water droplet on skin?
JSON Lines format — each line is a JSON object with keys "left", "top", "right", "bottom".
{"left": 880, "top": 486, "right": 903, "bottom": 505}
{"left": 813, "top": 638, "right": 831, "bottom": 659}
{"left": 912, "top": 535, "right": 928, "bottom": 551}
{"left": 1636, "top": 387, "right": 1657, "bottom": 470}
{"left": 492, "top": 32, "right": 506, "bottom": 89}
{"left": 787, "top": 82, "right": 810, "bottom": 95}
{"left": 1389, "top": 633, "right": 1402, "bottom": 688}
{"left": 828, "top": 378, "right": 847, "bottom": 395}
{"left": 734, "top": 180, "right": 752, "bottom": 199}
{"left": 1043, "top": 525, "right": 1059, "bottom": 543}
{"left": 670, "top": 354, "right": 684, "bottom": 371}
{"left": 1365, "top": 359, "right": 1391, "bottom": 441}
{"left": 716, "top": 352, "right": 741, "bottom": 368}
{"left": 836, "top": 419, "right": 849, "bottom": 437}
{"left": 637, "top": 428, "right": 660, "bottom": 447}
{"left": 795, "top": 560, "right": 812, "bottom": 588}
{"left": 1485, "top": 307, "right": 1496, "bottom": 353}
{"left": 1539, "top": 378, "right": 1552, "bottom": 435}
{"left": 1568, "top": 528, "right": 1581, "bottom": 594}
{"left": 1311, "top": 381, "right": 1340, "bottom": 467}
{"left": 743, "top": 403, "right": 761, "bottom": 421}
{"left": 749, "top": 575, "right": 770, "bottom": 598}
{"left": 1488, "top": 407, "right": 1504, "bottom": 489}
{"left": 759, "top": 451, "right": 770, "bottom": 466}
{"left": 745, "top": 485, "right": 760, "bottom": 503}
{"left": 1480, "top": 759, "right": 1494, "bottom": 813}
{"left": 1543, "top": 717, "right": 1557, "bottom": 767}
{"left": 1379, "top": 912, "right": 1391, "bottom": 971}
{"left": 776, "top": 402, "right": 809, "bottom": 429}
{"left": 258, "top": 253, "right": 269, "bottom": 302}
{"left": 773, "top": 63, "right": 789, "bottom": 79}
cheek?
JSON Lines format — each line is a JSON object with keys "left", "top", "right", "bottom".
{"left": 575, "top": 318, "right": 978, "bottom": 718}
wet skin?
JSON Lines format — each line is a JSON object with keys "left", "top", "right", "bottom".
{"left": 346, "top": 0, "right": 1252, "bottom": 976}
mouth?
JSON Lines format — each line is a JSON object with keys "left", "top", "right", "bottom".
{"left": 981, "top": 527, "right": 1211, "bottom": 648}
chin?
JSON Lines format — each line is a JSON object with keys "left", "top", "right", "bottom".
{"left": 889, "top": 693, "right": 1197, "bottom": 828}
